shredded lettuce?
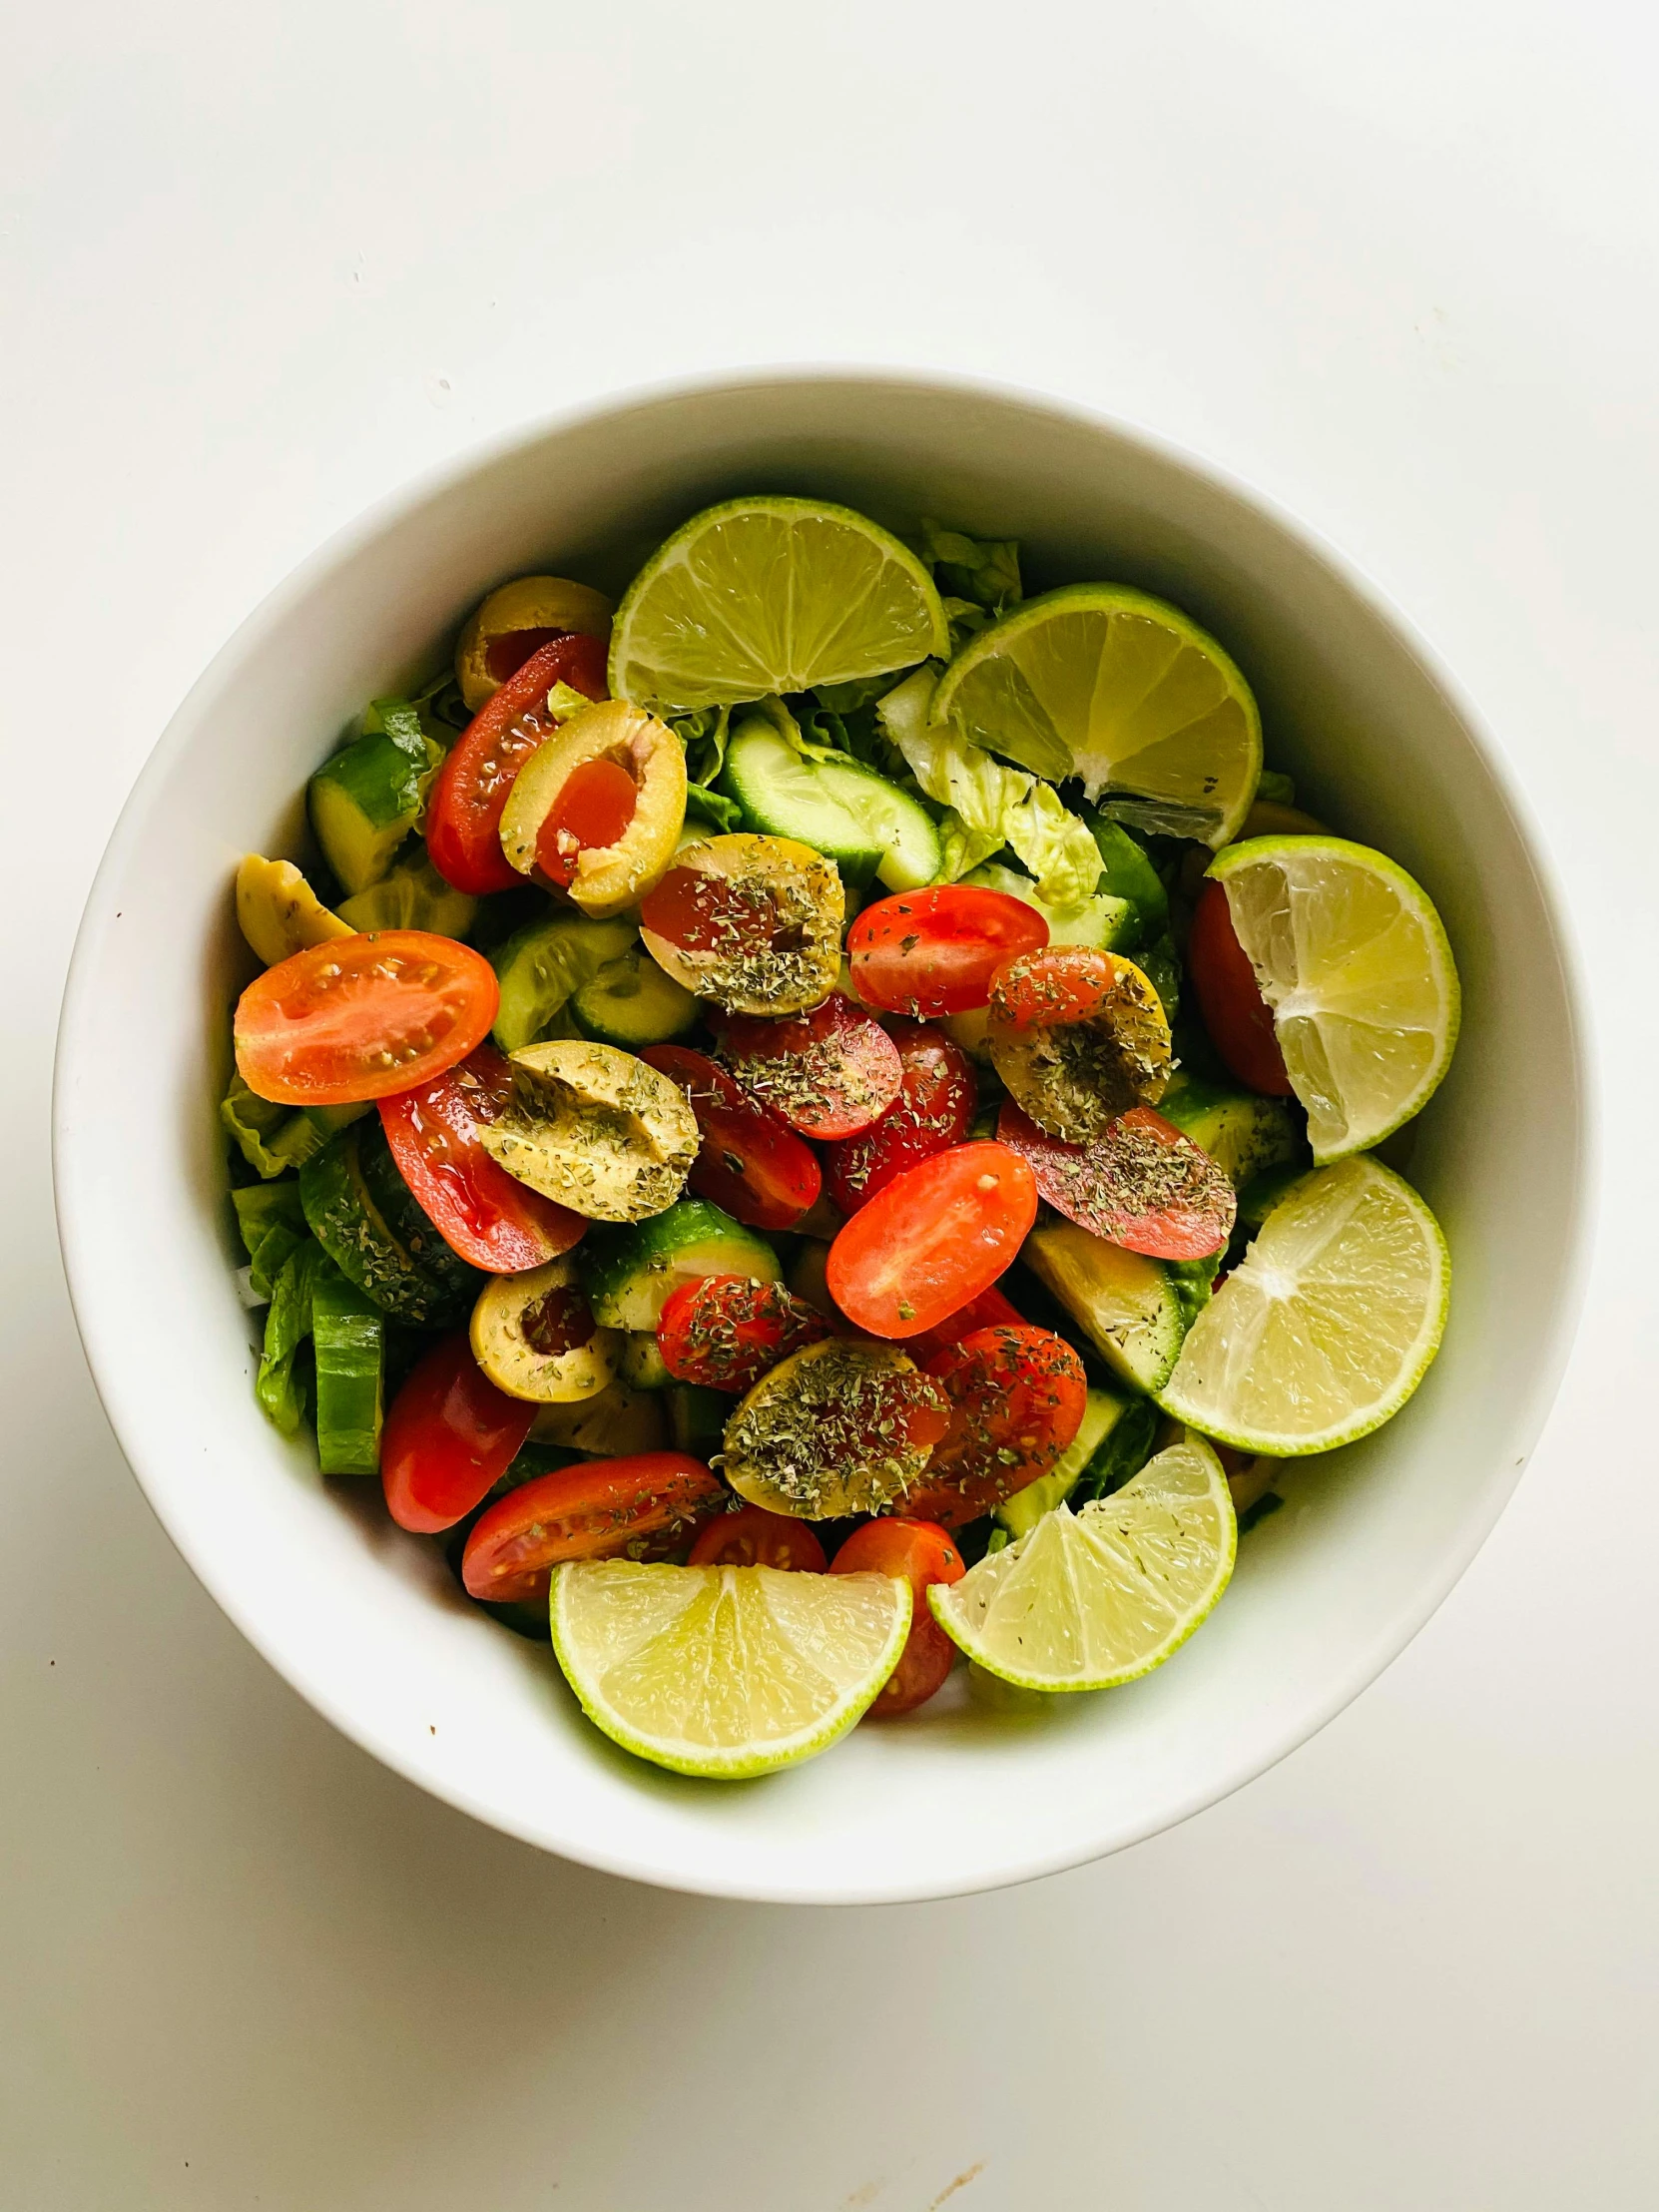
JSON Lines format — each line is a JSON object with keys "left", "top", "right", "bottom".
{"left": 1257, "top": 769, "right": 1296, "bottom": 806}
{"left": 256, "top": 1241, "right": 327, "bottom": 1434}
{"left": 232, "top": 1183, "right": 309, "bottom": 1302}
{"left": 918, "top": 521, "right": 1021, "bottom": 612}
{"left": 362, "top": 698, "right": 433, "bottom": 761}
{"left": 221, "top": 1076, "right": 366, "bottom": 1180}
{"left": 686, "top": 782, "right": 742, "bottom": 830}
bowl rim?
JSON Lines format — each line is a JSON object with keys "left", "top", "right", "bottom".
{"left": 52, "top": 363, "right": 1598, "bottom": 1902}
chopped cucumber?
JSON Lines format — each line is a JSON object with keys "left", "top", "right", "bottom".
{"left": 581, "top": 1200, "right": 781, "bottom": 1332}
{"left": 490, "top": 913, "right": 637, "bottom": 1055}
{"left": 813, "top": 757, "right": 941, "bottom": 891}
{"left": 308, "top": 726, "right": 439, "bottom": 895}
{"left": 311, "top": 1261, "right": 384, "bottom": 1475}
{"left": 572, "top": 946, "right": 698, "bottom": 1050}
{"left": 1084, "top": 816, "right": 1168, "bottom": 945}
{"left": 299, "top": 1121, "right": 477, "bottom": 1324}
{"left": 528, "top": 1380, "right": 668, "bottom": 1455}
{"left": 620, "top": 1333, "right": 674, "bottom": 1390}
{"left": 995, "top": 1383, "right": 1156, "bottom": 1538}
{"left": 719, "top": 723, "right": 942, "bottom": 890}
{"left": 336, "top": 847, "right": 478, "bottom": 939}
{"left": 961, "top": 860, "right": 1135, "bottom": 953}
{"left": 1158, "top": 1075, "right": 1307, "bottom": 1190}
{"left": 1021, "top": 1222, "right": 1188, "bottom": 1392}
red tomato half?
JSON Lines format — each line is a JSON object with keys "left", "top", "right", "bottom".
{"left": 657, "top": 1274, "right": 832, "bottom": 1392}
{"left": 716, "top": 998, "right": 902, "bottom": 1141}
{"left": 822, "top": 1019, "right": 976, "bottom": 1216}
{"left": 901, "top": 1325, "right": 1087, "bottom": 1528}
{"left": 826, "top": 1141, "right": 1038, "bottom": 1340}
{"left": 379, "top": 1045, "right": 587, "bottom": 1272}
{"left": 996, "top": 1100, "right": 1236, "bottom": 1261}
{"left": 847, "top": 885, "right": 1049, "bottom": 1017}
{"left": 1187, "top": 878, "right": 1294, "bottom": 1095}
{"left": 641, "top": 1045, "right": 822, "bottom": 1230}
{"left": 381, "top": 1334, "right": 535, "bottom": 1534}
{"left": 461, "top": 1452, "right": 725, "bottom": 1606}
{"left": 688, "top": 1504, "right": 828, "bottom": 1571}
{"left": 235, "top": 930, "right": 499, "bottom": 1107}
{"left": 830, "top": 1518, "right": 965, "bottom": 1715}
{"left": 426, "top": 633, "right": 608, "bottom": 895}
{"left": 901, "top": 1282, "right": 1025, "bottom": 1367}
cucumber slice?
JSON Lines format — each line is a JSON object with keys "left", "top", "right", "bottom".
{"left": 996, "top": 1385, "right": 1160, "bottom": 1535}
{"left": 812, "top": 758, "right": 942, "bottom": 892}
{"left": 720, "top": 724, "right": 882, "bottom": 881}
{"left": 619, "top": 1333, "right": 674, "bottom": 1390}
{"left": 299, "top": 1121, "right": 477, "bottom": 1324}
{"left": 311, "top": 1261, "right": 384, "bottom": 1475}
{"left": 490, "top": 913, "right": 637, "bottom": 1055}
{"left": 1158, "top": 1076, "right": 1307, "bottom": 1190}
{"left": 961, "top": 860, "right": 1135, "bottom": 953}
{"left": 336, "top": 847, "right": 479, "bottom": 940}
{"left": 308, "top": 728, "right": 438, "bottom": 895}
{"left": 581, "top": 1200, "right": 781, "bottom": 1332}
{"left": 572, "top": 947, "right": 698, "bottom": 1050}
{"left": 1021, "top": 1223, "right": 1188, "bottom": 1392}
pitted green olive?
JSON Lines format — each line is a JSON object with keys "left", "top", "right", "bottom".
{"left": 454, "top": 576, "right": 613, "bottom": 712}
{"left": 637, "top": 832, "right": 844, "bottom": 1016}
{"left": 236, "top": 855, "right": 353, "bottom": 968}
{"left": 470, "top": 1256, "right": 620, "bottom": 1403}
{"left": 988, "top": 951, "right": 1172, "bottom": 1142}
{"left": 475, "top": 1040, "right": 700, "bottom": 1224}
{"left": 497, "top": 700, "right": 687, "bottom": 920}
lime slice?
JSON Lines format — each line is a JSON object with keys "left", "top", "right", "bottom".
{"left": 1157, "top": 1155, "right": 1449, "bottom": 1455}
{"left": 1209, "top": 834, "right": 1460, "bottom": 1160}
{"left": 608, "top": 497, "right": 950, "bottom": 714}
{"left": 550, "top": 1559, "right": 910, "bottom": 1778}
{"left": 930, "top": 584, "right": 1262, "bottom": 846}
{"left": 928, "top": 1436, "right": 1236, "bottom": 1692}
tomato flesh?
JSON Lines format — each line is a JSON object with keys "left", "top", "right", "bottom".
{"left": 830, "top": 1517, "right": 965, "bottom": 1714}
{"left": 235, "top": 929, "right": 500, "bottom": 1107}
{"left": 996, "top": 1099, "right": 1236, "bottom": 1261}
{"left": 657, "top": 1273, "right": 832, "bottom": 1392}
{"left": 847, "top": 886, "right": 1048, "bottom": 1017}
{"left": 716, "top": 997, "right": 902, "bottom": 1141}
{"left": 427, "top": 633, "right": 608, "bottom": 895}
{"left": 901, "top": 1282, "right": 1025, "bottom": 1367}
{"left": 536, "top": 756, "right": 638, "bottom": 887}
{"left": 484, "top": 626, "right": 568, "bottom": 684}
{"left": 1188, "top": 878, "right": 1294, "bottom": 1095}
{"left": 822, "top": 1019, "right": 976, "bottom": 1215}
{"left": 826, "top": 1140, "right": 1038, "bottom": 1339}
{"left": 688, "top": 1504, "right": 828, "bottom": 1571}
{"left": 988, "top": 945, "right": 1117, "bottom": 1029}
{"left": 901, "top": 1324, "right": 1087, "bottom": 1528}
{"left": 378, "top": 1045, "right": 586, "bottom": 1272}
{"left": 640, "top": 867, "right": 781, "bottom": 955}
{"left": 461, "top": 1451, "right": 725, "bottom": 1606}
{"left": 381, "top": 1334, "right": 535, "bottom": 1534}
{"left": 642, "top": 1045, "right": 822, "bottom": 1230}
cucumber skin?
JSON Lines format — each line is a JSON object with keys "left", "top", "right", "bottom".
{"left": 308, "top": 731, "right": 429, "bottom": 894}
{"left": 1159, "top": 1077, "right": 1306, "bottom": 1190}
{"left": 311, "top": 1262, "right": 384, "bottom": 1475}
{"left": 812, "top": 757, "right": 942, "bottom": 893}
{"left": 571, "top": 952, "right": 698, "bottom": 1051}
{"left": 720, "top": 726, "right": 883, "bottom": 882}
{"left": 490, "top": 914, "right": 637, "bottom": 1055}
{"left": 1020, "top": 1224, "right": 1187, "bottom": 1394}
{"left": 580, "top": 1200, "right": 781, "bottom": 1331}
{"left": 299, "top": 1123, "right": 477, "bottom": 1325}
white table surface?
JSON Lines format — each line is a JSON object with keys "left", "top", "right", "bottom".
{"left": 5, "top": 4, "right": 1656, "bottom": 2204}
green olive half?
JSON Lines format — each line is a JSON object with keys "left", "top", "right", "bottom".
{"left": 470, "top": 1256, "right": 620, "bottom": 1403}
{"left": 497, "top": 700, "right": 686, "bottom": 920}
{"left": 236, "top": 854, "right": 352, "bottom": 968}
{"left": 988, "top": 952, "right": 1173, "bottom": 1142}
{"left": 454, "top": 576, "right": 613, "bottom": 712}
{"left": 722, "top": 1339, "right": 946, "bottom": 1519}
{"left": 475, "top": 1040, "right": 700, "bottom": 1224}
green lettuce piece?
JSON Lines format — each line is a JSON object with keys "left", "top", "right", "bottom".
{"left": 232, "top": 1183, "right": 309, "bottom": 1301}
{"left": 1257, "top": 769, "right": 1296, "bottom": 806}
{"left": 256, "top": 1241, "right": 327, "bottom": 1434}
{"left": 668, "top": 703, "right": 733, "bottom": 795}
{"left": 222, "top": 1075, "right": 368, "bottom": 1180}
{"left": 918, "top": 520, "right": 1022, "bottom": 612}
{"left": 362, "top": 698, "right": 433, "bottom": 760}
{"left": 686, "top": 782, "right": 742, "bottom": 830}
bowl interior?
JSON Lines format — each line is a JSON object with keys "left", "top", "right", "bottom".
{"left": 55, "top": 374, "right": 1587, "bottom": 1903}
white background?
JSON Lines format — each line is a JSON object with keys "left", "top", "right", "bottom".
{"left": 5, "top": 4, "right": 1657, "bottom": 2205}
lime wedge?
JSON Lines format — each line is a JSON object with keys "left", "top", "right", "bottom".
{"left": 1157, "top": 1155, "right": 1449, "bottom": 1455}
{"left": 1209, "top": 834, "right": 1460, "bottom": 1160}
{"left": 930, "top": 583, "right": 1262, "bottom": 845}
{"left": 550, "top": 1560, "right": 910, "bottom": 1778}
{"left": 608, "top": 497, "right": 950, "bottom": 715}
{"left": 928, "top": 1436, "right": 1236, "bottom": 1692}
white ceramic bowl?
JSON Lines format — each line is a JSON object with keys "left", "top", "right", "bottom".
{"left": 55, "top": 371, "right": 1591, "bottom": 1904}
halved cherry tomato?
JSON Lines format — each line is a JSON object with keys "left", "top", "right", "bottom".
{"left": 461, "top": 1451, "right": 725, "bottom": 1605}
{"left": 847, "top": 886, "right": 1048, "bottom": 1017}
{"left": 987, "top": 944, "right": 1117, "bottom": 1028}
{"left": 381, "top": 1333, "right": 535, "bottom": 1534}
{"left": 716, "top": 998, "right": 902, "bottom": 1140}
{"left": 657, "top": 1274, "right": 832, "bottom": 1392}
{"left": 996, "top": 1099, "right": 1235, "bottom": 1261}
{"left": 900, "top": 1324, "right": 1087, "bottom": 1528}
{"left": 641, "top": 1045, "right": 822, "bottom": 1230}
{"left": 234, "top": 930, "right": 499, "bottom": 1107}
{"left": 826, "top": 1140, "right": 1038, "bottom": 1339}
{"left": 822, "top": 1019, "right": 976, "bottom": 1215}
{"left": 901, "top": 1282, "right": 1025, "bottom": 1367}
{"left": 427, "top": 633, "right": 608, "bottom": 895}
{"left": 379, "top": 1045, "right": 587, "bottom": 1272}
{"left": 830, "top": 1518, "right": 965, "bottom": 1714}
{"left": 688, "top": 1503, "right": 828, "bottom": 1571}
{"left": 485, "top": 626, "right": 568, "bottom": 685}
{"left": 536, "top": 756, "right": 638, "bottom": 887}
{"left": 1187, "top": 878, "right": 1293, "bottom": 1095}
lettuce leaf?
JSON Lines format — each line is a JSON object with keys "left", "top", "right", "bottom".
{"left": 256, "top": 1241, "right": 327, "bottom": 1434}
{"left": 918, "top": 521, "right": 1021, "bottom": 612}
{"left": 232, "top": 1183, "right": 309, "bottom": 1302}
{"left": 686, "top": 782, "right": 741, "bottom": 831}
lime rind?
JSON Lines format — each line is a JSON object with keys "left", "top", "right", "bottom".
{"left": 608, "top": 496, "right": 950, "bottom": 716}
{"left": 1155, "top": 1155, "right": 1451, "bottom": 1456}
{"left": 1208, "top": 833, "right": 1461, "bottom": 1164}
{"left": 930, "top": 581, "right": 1263, "bottom": 847}
{"left": 550, "top": 1560, "right": 911, "bottom": 1780}
{"left": 928, "top": 1436, "right": 1237, "bottom": 1693}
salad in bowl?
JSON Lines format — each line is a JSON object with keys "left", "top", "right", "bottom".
{"left": 223, "top": 493, "right": 1457, "bottom": 1782}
